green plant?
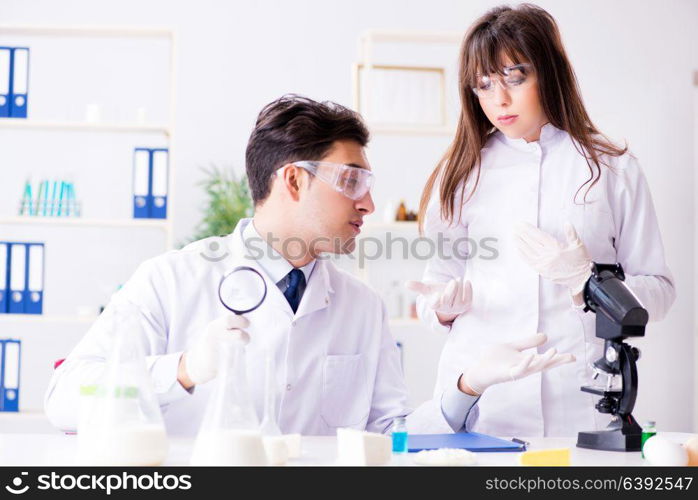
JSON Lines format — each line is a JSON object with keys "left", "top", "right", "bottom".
{"left": 186, "top": 165, "right": 252, "bottom": 245}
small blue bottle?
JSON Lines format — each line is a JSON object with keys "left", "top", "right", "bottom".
{"left": 392, "top": 417, "right": 408, "bottom": 453}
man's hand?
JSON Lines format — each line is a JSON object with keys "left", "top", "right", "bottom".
{"left": 406, "top": 278, "right": 472, "bottom": 325}
{"left": 177, "top": 314, "right": 250, "bottom": 389}
{"left": 460, "top": 333, "right": 575, "bottom": 395}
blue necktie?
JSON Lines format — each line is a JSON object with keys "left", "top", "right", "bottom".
{"left": 283, "top": 269, "right": 305, "bottom": 313}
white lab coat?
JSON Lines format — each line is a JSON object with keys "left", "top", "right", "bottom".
{"left": 418, "top": 123, "right": 675, "bottom": 437}
{"left": 45, "top": 218, "right": 462, "bottom": 436}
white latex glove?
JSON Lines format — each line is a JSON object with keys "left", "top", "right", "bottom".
{"left": 405, "top": 278, "right": 473, "bottom": 318}
{"left": 514, "top": 221, "right": 592, "bottom": 295}
{"left": 185, "top": 314, "right": 250, "bottom": 385}
{"left": 463, "top": 333, "right": 575, "bottom": 395}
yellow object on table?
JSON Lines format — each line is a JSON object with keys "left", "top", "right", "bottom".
{"left": 519, "top": 448, "right": 571, "bottom": 466}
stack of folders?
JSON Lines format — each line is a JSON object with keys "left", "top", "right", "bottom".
{"left": 0, "top": 242, "right": 44, "bottom": 315}
{"left": 19, "top": 179, "right": 80, "bottom": 217}
{"left": 0, "top": 339, "right": 21, "bottom": 412}
{"left": 0, "top": 46, "right": 30, "bottom": 118}
{"left": 133, "top": 148, "right": 169, "bottom": 219}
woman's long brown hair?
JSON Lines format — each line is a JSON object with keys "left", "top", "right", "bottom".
{"left": 418, "top": 3, "right": 627, "bottom": 231}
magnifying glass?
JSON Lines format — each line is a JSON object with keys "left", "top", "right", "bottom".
{"left": 218, "top": 266, "right": 268, "bottom": 314}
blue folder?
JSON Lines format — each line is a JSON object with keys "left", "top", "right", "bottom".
{"left": 408, "top": 432, "right": 525, "bottom": 453}
{"left": 0, "top": 47, "right": 11, "bottom": 117}
{"left": 7, "top": 243, "right": 26, "bottom": 314}
{"left": 9, "top": 47, "right": 29, "bottom": 119}
{"left": 0, "top": 339, "right": 21, "bottom": 412}
{"left": 25, "top": 242, "right": 44, "bottom": 315}
{"left": 0, "top": 242, "right": 8, "bottom": 313}
{"left": 149, "top": 148, "right": 169, "bottom": 219}
{"left": 133, "top": 148, "right": 151, "bottom": 218}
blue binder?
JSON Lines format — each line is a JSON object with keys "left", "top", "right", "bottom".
{"left": 0, "top": 242, "right": 8, "bottom": 313}
{"left": 7, "top": 243, "right": 26, "bottom": 314}
{"left": 25, "top": 243, "right": 44, "bottom": 315}
{"left": 150, "top": 148, "right": 169, "bottom": 219}
{"left": 0, "top": 339, "right": 21, "bottom": 412}
{"left": 408, "top": 432, "right": 526, "bottom": 453}
{"left": 0, "top": 47, "right": 11, "bottom": 117}
{"left": 9, "top": 47, "right": 29, "bottom": 118}
{"left": 133, "top": 148, "right": 151, "bottom": 218}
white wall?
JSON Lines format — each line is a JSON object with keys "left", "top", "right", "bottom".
{"left": 1, "top": 0, "right": 696, "bottom": 432}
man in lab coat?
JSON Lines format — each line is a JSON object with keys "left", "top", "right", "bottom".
{"left": 45, "top": 95, "right": 573, "bottom": 436}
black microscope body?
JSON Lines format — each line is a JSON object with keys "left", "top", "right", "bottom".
{"left": 576, "top": 263, "right": 649, "bottom": 452}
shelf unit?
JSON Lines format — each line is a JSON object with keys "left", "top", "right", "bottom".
{"left": 0, "top": 26, "right": 177, "bottom": 318}
{"left": 354, "top": 29, "right": 461, "bottom": 135}
{"left": 349, "top": 30, "right": 455, "bottom": 406}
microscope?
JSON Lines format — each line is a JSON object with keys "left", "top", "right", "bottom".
{"left": 576, "top": 263, "right": 649, "bottom": 452}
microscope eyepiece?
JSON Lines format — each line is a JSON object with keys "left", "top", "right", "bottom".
{"left": 583, "top": 263, "right": 648, "bottom": 340}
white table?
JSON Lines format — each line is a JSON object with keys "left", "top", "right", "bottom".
{"left": 0, "top": 432, "right": 693, "bottom": 466}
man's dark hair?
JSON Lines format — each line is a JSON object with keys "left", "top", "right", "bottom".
{"left": 245, "top": 94, "right": 370, "bottom": 205}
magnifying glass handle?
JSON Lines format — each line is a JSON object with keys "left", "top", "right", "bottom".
{"left": 224, "top": 313, "right": 248, "bottom": 327}
{"left": 221, "top": 314, "right": 251, "bottom": 344}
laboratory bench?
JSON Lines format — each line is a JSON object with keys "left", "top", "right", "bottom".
{"left": 0, "top": 431, "right": 693, "bottom": 466}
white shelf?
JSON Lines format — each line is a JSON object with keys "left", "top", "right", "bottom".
{"left": 368, "top": 124, "right": 455, "bottom": 136}
{"left": 0, "top": 315, "right": 418, "bottom": 326}
{"left": 0, "top": 314, "right": 98, "bottom": 324}
{"left": 360, "top": 29, "right": 463, "bottom": 44}
{"left": 0, "top": 119, "right": 171, "bottom": 135}
{"left": 389, "top": 317, "right": 421, "bottom": 327}
{"left": 0, "top": 24, "right": 173, "bottom": 39}
{"left": 1, "top": 313, "right": 419, "bottom": 328}
{"left": 363, "top": 220, "right": 417, "bottom": 229}
{"left": 0, "top": 410, "right": 57, "bottom": 434}
{"left": 0, "top": 216, "right": 171, "bottom": 230}
{"left": 361, "top": 221, "right": 419, "bottom": 235}
{"left": 4, "top": 313, "right": 419, "bottom": 328}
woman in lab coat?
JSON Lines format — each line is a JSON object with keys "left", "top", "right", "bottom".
{"left": 408, "top": 4, "right": 675, "bottom": 437}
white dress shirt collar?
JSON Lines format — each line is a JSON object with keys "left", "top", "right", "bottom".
{"left": 242, "top": 219, "right": 316, "bottom": 286}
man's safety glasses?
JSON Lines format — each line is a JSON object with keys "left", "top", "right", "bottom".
{"left": 281, "top": 161, "right": 374, "bottom": 201}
